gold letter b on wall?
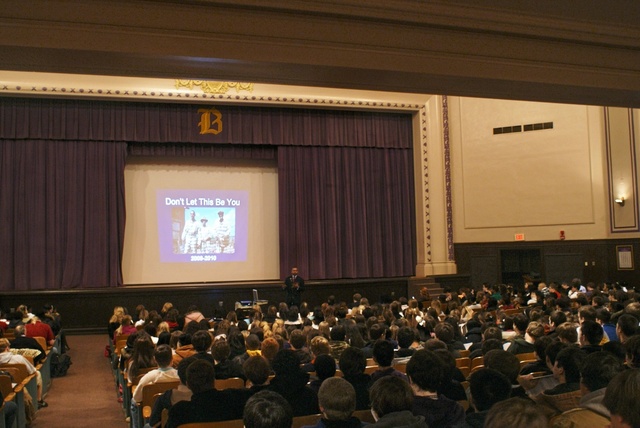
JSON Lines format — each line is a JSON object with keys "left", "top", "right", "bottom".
{"left": 198, "top": 108, "right": 223, "bottom": 135}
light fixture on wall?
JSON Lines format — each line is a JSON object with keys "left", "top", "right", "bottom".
{"left": 614, "top": 196, "right": 625, "bottom": 206}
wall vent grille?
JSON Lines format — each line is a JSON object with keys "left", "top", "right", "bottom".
{"left": 494, "top": 121, "right": 553, "bottom": 135}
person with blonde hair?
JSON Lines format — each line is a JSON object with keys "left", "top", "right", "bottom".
{"left": 114, "top": 315, "right": 136, "bottom": 342}
{"left": 160, "top": 302, "right": 173, "bottom": 317}
{"left": 108, "top": 306, "right": 126, "bottom": 339}
{"left": 157, "top": 321, "right": 170, "bottom": 335}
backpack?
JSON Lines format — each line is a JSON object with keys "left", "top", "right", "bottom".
{"left": 50, "top": 353, "right": 72, "bottom": 377}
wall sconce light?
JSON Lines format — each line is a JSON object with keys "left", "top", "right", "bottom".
{"left": 615, "top": 196, "right": 625, "bottom": 206}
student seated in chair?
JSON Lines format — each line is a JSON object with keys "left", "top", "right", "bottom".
{"left": 301, "top": 377, "right": 366, "bottom": 428}
{"left": 369, "top": 376, "right": 427, "bottom": 427}
{"left": 549, "top": 351, "right": 624, "bottom": 428}
{"left": 308, "top": 354, "right": 336, "bottom": 394}
{"left": 9, "top": 324, "right": 46, "bottom": 365}
{"left": 484, "top": 397, "right": 547, "bottom": 428}
{"left": 602, "top": 369, "right": 640, "bottom": 428}
{"left": 131, "top": 344, "right": 178, "bottom": 428}
{"left": 243, "top": 390, "right": 293, "bottom": 428}
{"left": 369, "top": 340, "right": 407, "bottom": 386}
{"left": 267, "top": 349, "right": 319, "bottom": 417}
{"left": 406, "top": 349, "right": 465, "bottom": 428}
{"left": 0, "top": 338, "right": 47, "bottom": 409}
{"left": 339, "top": 347, "right": 371, "bottom": 411}
{"left": 147, "top": 355, "right": 193, "bottom": 428}
{"left": 533, "top": 345, "right": 585, "bottom": 418}
{"left": 166, "top": 359, "right": 245, "bottom": 428}
{"left": 465, "top": 368, "right": 512, "bottom": 428}
{"left": 484, "top": 349, "right": 529, "bottom": 399}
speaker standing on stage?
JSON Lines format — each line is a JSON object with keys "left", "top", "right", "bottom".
{"left": 283, "top": 267, "right": 304, "bottom": 308}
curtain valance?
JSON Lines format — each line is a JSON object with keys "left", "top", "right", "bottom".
{"left": 0, "top": 97, "right": 412, "bottom": 149}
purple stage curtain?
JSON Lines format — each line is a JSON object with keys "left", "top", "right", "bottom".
{"left": 0, "top": 97, "right": 415, "bottom": 288}
{"left": 278, "top": 146, "right": 416, "bottom": 279}
{"left": 127, "top": 142, "right": 276, "bottom": 160}
{"left": 0, "top": 139, "right": 126, "bottom": 290}
{"left": 0, "top": 97, "right": 411, "bottom": 148}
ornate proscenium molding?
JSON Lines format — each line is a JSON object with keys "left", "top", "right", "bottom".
{"left": 442, "top": 95, "right": 454, "bottom": 262}
{"left": 420, "top": 105, "right": 432, "bottom": 263}
{"left": 175, "top": 80, "right": 254, "bottom": 94}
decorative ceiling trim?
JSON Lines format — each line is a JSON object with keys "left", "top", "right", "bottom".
{"left": 175, "top": 80, "right": 254, "bottom": 94}
{"left": 0, "top": 72, "right": 423, "bottom": 110}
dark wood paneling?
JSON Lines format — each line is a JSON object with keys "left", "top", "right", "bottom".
{"left": 544, "top": 254, "right": 584, "bottom": 284}
{"left": 471, "top": 256, "right": 499, "bottom": 287}
{"left": 0, "top": 278, "right": 410, "bottom": 334}
{"left": 452, "top": 239, "right": 640, "bottom": 290}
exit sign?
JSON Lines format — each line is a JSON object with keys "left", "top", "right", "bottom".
{"left": 515, "top": 233, "right": 525, "bottom": 241}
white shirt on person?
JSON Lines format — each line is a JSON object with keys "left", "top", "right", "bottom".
{"left": 132, "top": 366, "right": 179, "bottom": 403}
{"left": 0, "top": 351, "right": 36, "bottom": 375}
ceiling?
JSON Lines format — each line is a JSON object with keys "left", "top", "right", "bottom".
{"left": 1, "top": 0, "right": 639, "bottom": 106}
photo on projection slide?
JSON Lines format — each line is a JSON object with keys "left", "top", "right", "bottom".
{"left": 157, "top": 189, "right": 248, "bottom": 263}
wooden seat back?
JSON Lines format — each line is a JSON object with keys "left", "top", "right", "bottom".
{"left": 456, "top": 357, "right": 471, "bottom": 368}
{"left": 458, "top": 399, "right": 470, "bottom": 411}
{"left": 459, "top": 366, "right": 470, "bottom": 378}
{"left": 531, "top": 371, "right": 549, "bottom": 378}
{"left": 470, "top": 364, "right": 484, "bottom": 375}
{"left": 214, "top": 377, "right": 244, "bottom": 390}
{"left": 353, "top": 409, "right": 376, "bottom": 423}
{"left": 470, "top": 356, "right": 484, "bottom": 369}
{"left": 177, "top": 420, "right": 244, "bottom": 428}
{"left": 115, "top": 334, "right": 130, "bottom": 343}
{"left": 0, "top": 368, "right": 21, "bottom": 388}
{"left": 363, "top": 365, "right": 378, "bottom": 375}
{"left": 140, "top": 380, "right": 180, "bottom": 419}
{"left": 515, "top": 352, "right": 536, "bottom": 362}
{"left": 33, "top": 336, "right": 48, "bottom": 352}
{"left": 0, "top": 364, "right": 31, "bottom": 385}
{"left": 114, "top": 339, "right": 128, "bottom": 356}
{"left": 141, "top": 380, "right": 180, "bottom": 406}
{"left": 142, "top": 392, "right": 164, "bottom": 420}
{"left": 0, "top": 374, "right": 16, "bottom": 402}
{"left": 292, "top": 413, "right": 321, "bottom": 428}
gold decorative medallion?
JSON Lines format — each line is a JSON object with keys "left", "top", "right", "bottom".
{"left": 176, "top": 80, "right": 254, "bottom": 94}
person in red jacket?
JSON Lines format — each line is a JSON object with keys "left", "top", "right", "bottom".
{"left": 25, "top": 317, "right": 55, "bottom": 346}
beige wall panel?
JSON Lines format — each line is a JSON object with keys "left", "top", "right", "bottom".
{"left": 451, "top": 98, "right": 610, "bottom": 243}
{"left": 606, "top": 107, "right": 639, "bottom": 231}
{"left": 460, "top": 99, "right": 593, "bottom": 227}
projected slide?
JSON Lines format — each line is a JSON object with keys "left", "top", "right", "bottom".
{"left": 157, "top": 190, "right": 248, "bottom": 263}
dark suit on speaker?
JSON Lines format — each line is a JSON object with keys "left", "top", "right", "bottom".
{"left": 283, "top": 274, "right": 304, "bottom": 308}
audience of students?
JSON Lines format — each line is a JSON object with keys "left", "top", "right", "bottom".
{"left": 90, "top": 278, "right": 639, "bottom": 428}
